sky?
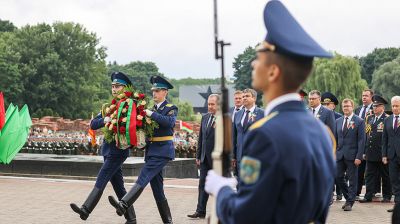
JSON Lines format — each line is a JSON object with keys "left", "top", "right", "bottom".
{"left": 1, "top": 0, "right": 399, "bottom": 79}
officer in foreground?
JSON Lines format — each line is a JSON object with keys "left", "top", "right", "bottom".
{"left": 205, "top": 1, "right": 336, "bottom": 223}
{"left": 108, "top": 76, "right": 178, "bottom": 224}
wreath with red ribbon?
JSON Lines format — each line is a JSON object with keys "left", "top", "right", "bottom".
{"left": 101, "top": 86, "right": 158, "bottom": 149}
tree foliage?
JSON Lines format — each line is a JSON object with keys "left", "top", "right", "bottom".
{"left": 371, "top": 56, "right": 400, "bottom": 103}
{"left": 359, "top": 48, "right": 400, "bottom": 86}
{"left": 0, "top": 19, "right": 16, "bottom": 32}
{"left": 305, "top": 53, "right": 368, "bottom": 110}
{"left": 0, "top": 22, "right": 108, "bottom": 119}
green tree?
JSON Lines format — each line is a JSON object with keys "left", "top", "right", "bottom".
{"left": 359, "top": 48, "right": 400, "bottom": 85}
{"left": 170, "top": 98, "right": 195, "bottom": 121}
{"left": 0, "top": 32, "right": 23, "bottom": 106}
{"left": 371, "top": 56, "right": 400, "bottom": 103}
{"left": 0, "top": 19, "right": 16, "bottom": 32}
{"left": 7, "top": 22, "right": 108, "bottom": 119}
{"left": 232, "top": 46, "right": 263, "bottom": 105}
{"left": 305, "top": 53, "right": 368, "bottom": 110}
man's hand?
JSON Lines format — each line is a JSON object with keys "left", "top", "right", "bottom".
{"left": 145, "top": 109, "right": 153, "bottom": 117}
{"left": 382, "top": 157, "right": 388, "bottom": 165}
{"left": 354, "top": 159, "right": 362, "bottom": 166}
{"left": 231, "top": 159, "right": 237, "bottom": 168}
{"left": 196, "top": 159, "right": 200, "bottom": 166}
{"left": 205, "top": 170, "right": 237, "bottom": 197}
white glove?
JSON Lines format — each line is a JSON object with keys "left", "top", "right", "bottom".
{"left": 103, "top": 116, "right": 111, "bottom": 124}
{"left": 145, "top": 109, "right": 153, "bottom": 117}
{"left": 205, "top": 170, "right": 237, "bottom": 197}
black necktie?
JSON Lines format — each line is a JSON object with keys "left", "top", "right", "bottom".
{"left": 361, "top": 105, "right": 367, "bottom": 119}
{"left": 235, "top": 107, "right": 240, "bottom": 111}
{"left": 207, "top": 115, "right": 214, "bottom": 128}
{"left": 343, "top": 117, "right": 349, "bottom": 133}
{"left": 312, "top": 109, "right": 316, "bottom": 116}
{"left": 395, "top": 116, "right": 399, "bottom": 131}
{"left": 243, "top": 110, "right": 250, "bottom": 127}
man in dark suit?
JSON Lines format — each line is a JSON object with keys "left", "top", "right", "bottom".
{"left": 187, "top": 94, "right": 219, "bottom": 219}
{"left": 335, "top": 98, "right": 365, "bottom": 211}
{"left": 232, "top": 88, "right": 264, "bottom": 178}
{"left": 308, "top": 90, "right": 335, "bottom": 133}
{"left": 322, "top": 91, "right": 343, "bottom": 201}
{"left": 383, "top": 96, "right": 400, "bottom": 212}
{"left": 231, "top": 90, "right": 243, "bottom": 122}
{"left": 355, "top": 89, "right": 374, "bottom": 197}
{"left": 360, "top": 95, "right": 392, "bottom": 203}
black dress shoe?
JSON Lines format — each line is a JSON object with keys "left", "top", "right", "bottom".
{"left": 187, "top": 212, "right": 205, "bottom": 219}
{"left": 381, "top": 198, "right": 391, "bottom": 203}
{"left": 343, "top": 204, "right": 352, "bottom": 211}
{"left": 359, "top": 198, "right": 372, "bottom": 203}
{"left": 336, "top": 195, "right": 343, "bottom": 201}
{"left": 388, "top": 208, "right": 394, "bottom": 212}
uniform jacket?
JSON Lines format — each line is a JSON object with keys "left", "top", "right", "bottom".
{"left": 146, "top": 100, "right": 178, "bottom": 160}
{"left": 334, "top": 111, "right": 342, "bottom": 120}
{"left": 365, "top": 113, "right": 387, "bottom": 162}
{"left": 90, "top": 113, "right": 129, "bottom": 158}
{"left": 217, "top": 101, "right": 336, "bottom": 224}
{"left": 232, "top": 107, "right": 264, "bottom": 163}
{"left": 335, "top": 115, "right": 365, "bottom": 161}
{"left": 196, "top": 113, "right": 215, "bottom": 166}
{"left": 382, "top": 114, "right": 400, "bottom": 159}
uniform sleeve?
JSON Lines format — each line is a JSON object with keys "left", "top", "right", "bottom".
{"left": 382, "top": 118, "right": 389, "bottom": 157}
{"left": 151, "top": 106, "right": 178, "bottom": 128}
{"left": 196, "top": 116, "right": 204, "bottom": 160}
{"left": 216, "top": 129, "right": 281, "bottom": 224}
{"left": 356, "top": 119, "right": 366, "bottom": 160}
{"left": 90, "top": 113, "right": 104, "bottom": 130}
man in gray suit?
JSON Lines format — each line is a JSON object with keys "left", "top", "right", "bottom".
{"left": 383, "top": 96, "right": 400, "bottom": 213}
{"left": 187, "top": 94, "right": 219, "bottom": 219}
{"left": 232, "top": 88, "right": 264, "bottom": 177}
{"left": 335, "top": 98, "right": 365, "bottom": 211}
{"left": 308, "top": 90, "right": 335, "bottom": 133}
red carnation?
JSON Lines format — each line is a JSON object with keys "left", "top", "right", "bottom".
{"left": 119, "top": 126, "right": 126, "bottom": 133}
{"left": 112, "top": 125, "right": 117, "bottom": 133}
{"left": 140, "top": 110, "right": 146, "bottom": 116}
{"left": 137, "top": 105, "right": 144, "bottom": 111}
{"left": 138, "top": 93, "right": 145, "bottom": 99}
{"left": 137, "top": 120, "right": 143, "bottom": 127}
{"left": 125, "top": 91, "right": 133, "bottom": 98}
{"left": 111, "top": 99, "right": 117, "bottom": 104}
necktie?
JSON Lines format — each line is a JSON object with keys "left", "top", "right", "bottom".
{"left": 361, "top": 105, "right": 368, "bottom": 119}
{"left": 395, "top": 116, "right": 399, "bottom": 131}
{"left": 235, "top": 107, "right": 240, "bottom": 111}
{"left": 207, "top": 115, "right": 214, "bottom": 128}
{"left": 312, "top": 108, "right": 316, "bottom": 116}
{"left": 343, "top": 117, "right": 349, "bottom": 133}
{"left": 243, "top": 110, "right": 250, "bottom": 127}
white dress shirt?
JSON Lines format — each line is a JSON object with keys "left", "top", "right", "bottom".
{"left": 342, "top": 113, "right": 354, "bottom": 130}
{"left": 241, "top": 105, "right": 256, "bottom": 126}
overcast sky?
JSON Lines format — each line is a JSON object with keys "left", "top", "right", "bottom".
{"left": 1, "top": 0, "right": 399, "bottom": 79}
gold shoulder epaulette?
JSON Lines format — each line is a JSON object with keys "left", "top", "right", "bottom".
{"left": 249, "top": 111, "right": 278, "bottom": 131}
{"left": 165, "top": 104, "right": 174, "bottom": 107}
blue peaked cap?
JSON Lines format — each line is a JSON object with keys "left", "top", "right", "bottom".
{"left": 150, "top": 75, "right": 173, "bottom": 90}
{"left": 260, "top": 1, "right": 332, "bottom": 58}
{"left": 111, "top": 71, "right": 132, "bottom": 86}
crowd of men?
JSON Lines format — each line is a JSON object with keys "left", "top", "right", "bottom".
{"left": 188, "top": 86, "right": 400, "bottom": 218}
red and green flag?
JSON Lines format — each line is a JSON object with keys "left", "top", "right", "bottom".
{"left": 179, "top": 120, "right": 193, "bottom": 133}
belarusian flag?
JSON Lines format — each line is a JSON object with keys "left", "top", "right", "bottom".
{"left": 180, "top": 120, "right": 193, "bottom": 133}
{"left": 88, "top": 113, "right": 96, "bottom": 146}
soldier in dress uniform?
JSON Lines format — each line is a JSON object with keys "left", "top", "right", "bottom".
{"left": 204, "top": 1, "right": 336, "bottom": 223}
{"left": 359, "top": 95, "right": 392, "bottom": 203}
{"left": 108, "top": 75, "right": 177, "bottom": 224}
{"left": 70, "top": 72, "right": 136, "bottom": 224}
